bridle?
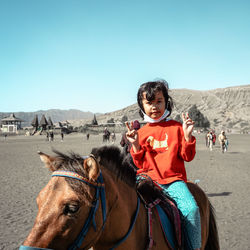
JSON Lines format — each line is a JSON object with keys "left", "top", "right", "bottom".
{"left": 19, "top": 156, "right": 140, "bottom": 250}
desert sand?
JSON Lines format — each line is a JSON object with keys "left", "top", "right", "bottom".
{"left": 0, "top": 132, "right": 250, "bottom": 249}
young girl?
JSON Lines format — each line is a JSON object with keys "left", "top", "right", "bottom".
{"left": 126, "top": 80, "right": 201, "bottom": 250}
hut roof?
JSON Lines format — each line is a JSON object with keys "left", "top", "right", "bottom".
{"left": 31, "top": 115, "right": 39, "bottom": 127}
{"left": 1, "top": 113, "right": 24, "bottom": 122}
{"left": 47, "top": 117, "right": 54, "bottom": 126}
{"left": 39, "top": 115, "right": 48, "bottom": 126}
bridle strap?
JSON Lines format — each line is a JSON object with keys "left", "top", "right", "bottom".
{"left": 98, "top": 172, "right": 107, "bottom": 227}
{"left": 19, "top": 246, "right": 53, "bottom": 250}
{"left": 52, "top": 171, "right": 104, "bottom": 187}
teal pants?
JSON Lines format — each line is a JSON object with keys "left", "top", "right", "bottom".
{"left": 158, "top": 181, "right": 201, "bottom": 249}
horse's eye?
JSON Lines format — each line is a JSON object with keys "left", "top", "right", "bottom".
{"left": 63, "top": 204, "right": 80, "bottom": 215}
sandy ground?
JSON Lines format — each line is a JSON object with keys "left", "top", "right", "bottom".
{"left": 0, "top": 133, "right": 250, "bottom": 250}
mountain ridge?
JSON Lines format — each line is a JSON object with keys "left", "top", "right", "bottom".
{"left": 87, "top": 84, "right": 250, "bottom": 131}
{"left": 1, "top": 85, "right": 250, "bottom": 132}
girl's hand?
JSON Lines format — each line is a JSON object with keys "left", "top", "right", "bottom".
{"left": 182, "top": 113, "right": 195, "bottom": 142}
{"left": 125, "top": 121, "right": 140, "bottom": 152}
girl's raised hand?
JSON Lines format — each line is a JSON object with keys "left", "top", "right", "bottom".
{"left": 182, "top": 113, "right": 195, "bottom": 142}
{"left": 125, "top": 121, "right": 138, "bottom": 143}
{"left": 125, "top": 121, "right": 140, "bottom": 152}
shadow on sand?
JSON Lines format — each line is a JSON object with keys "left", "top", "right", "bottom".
{"left": 207, "top": 192, "right": 232, "bottom": 197}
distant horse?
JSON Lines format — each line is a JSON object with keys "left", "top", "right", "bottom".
{"left": 20, "top": 146, "right": 219, "bottom": 250}
{"left": 102, "top": 133, "right": 110, "bottom": 143}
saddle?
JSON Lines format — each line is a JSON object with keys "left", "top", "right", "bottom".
{"left": 136, "top": 177, "right": 182, "bottom": 250}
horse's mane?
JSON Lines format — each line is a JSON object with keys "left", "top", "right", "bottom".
{"left": 52, "top": 149, "right": 87, "bottom": 175}
{"left": 51, "top": 146, "right": 137, "bottom": 202}
{"left": 91, "top": 145, "right": 137, "bottom": 188}
{"left": 90, "top": 146, "right": 177, "bottom": 212}
{"left": 52, "top": 149, "right": 93, "bottom": 205}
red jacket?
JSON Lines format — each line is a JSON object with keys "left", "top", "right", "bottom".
{"left": 130, "top": 120, "right": 196, "bottom": 184}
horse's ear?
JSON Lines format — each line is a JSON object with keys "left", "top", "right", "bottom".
{"left": 83, "top": 156, "right": 100, "bottom": 181}
{"left": 38, "top": 151, "right": 57, "bottom": 172}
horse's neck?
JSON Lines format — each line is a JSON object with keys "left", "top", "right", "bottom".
{"left": 104, "top": 169, "right": 138, "bottom": 215}
{"left": 97, "top": 169, "right": 142, "bottom": 246}
{"left": 94, "top": 169, "right": 175, "bottom": 250}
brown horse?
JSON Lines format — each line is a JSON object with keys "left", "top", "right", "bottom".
{"left": 20, "top": 146, "right": 219, "bottom": 250}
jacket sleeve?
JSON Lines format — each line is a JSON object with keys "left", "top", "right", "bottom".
{"left": 180, "top": 135, "right": 196, "bottom": 162}
{"left": 130, "top": 147, "right": 146, "bottom": 169}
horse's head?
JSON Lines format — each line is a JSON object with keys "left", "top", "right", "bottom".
{"left": 22, "top": 151, "right": 102, "bottom": 250}
{"left": 21, "top": 146, "right": 138, "bottom": 250}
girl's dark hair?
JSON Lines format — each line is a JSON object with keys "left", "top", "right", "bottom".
{"left": 137, "top": 80, "right": 173, "bottom": 119}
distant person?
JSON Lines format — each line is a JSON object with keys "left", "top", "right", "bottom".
{"left": 205, "top": 132, "right": 209, "bottom": 147}
{"left": 120, "top": 120, "right": 140, "bottom": 154}
{"left": 207, "top": 131, "right": 213, "bottom": 151}
{"left": 212, "top": 132, "right": 216, "bottom": 145}
{"left": 218, "top": 130, "right": 228, "bottom": 153}
{"left": 111, "top": 132, "right": 116, "bottom": 143}
{"left": 86, "top": 133, "right": 90, "bottom": 140}
{"left": 103, "top": 127, "right": 110, "bottom": 142}
{"left": 48, "top": 130, "right": 54, "bottom": 142}
{"left": 61, "top": 132, "right": 64, "bottom": 142}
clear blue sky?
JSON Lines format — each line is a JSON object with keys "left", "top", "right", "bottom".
{"left": 1, "top": 0, "right": 249, "bottom": 113}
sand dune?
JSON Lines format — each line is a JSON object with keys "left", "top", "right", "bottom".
{"left": 0, "top": 133, "right": 249, "bottom": 249}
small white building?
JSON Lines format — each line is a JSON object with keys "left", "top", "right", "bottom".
{"left": 0, "top": 113, "right": 24, "bottom": 133}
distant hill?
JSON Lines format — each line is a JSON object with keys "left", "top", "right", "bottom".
{"left": 0, "top": 109, "right": 96, "bottom": 127}
{"left": 170, "top": 85, "right": 250, "bottom": 131}
{"left": 1, "top": 85, "right": 250, "bottom": 132}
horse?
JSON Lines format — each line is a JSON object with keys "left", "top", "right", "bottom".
{"left": 20, "top": 146, "right": 219, "bottom": 250}
{"left": 102, "top": 133, "right": 110, "bottom": 143}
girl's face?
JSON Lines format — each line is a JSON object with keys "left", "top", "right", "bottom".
{"left": 142, "top": 91, "right": 166, "bottom": 120}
